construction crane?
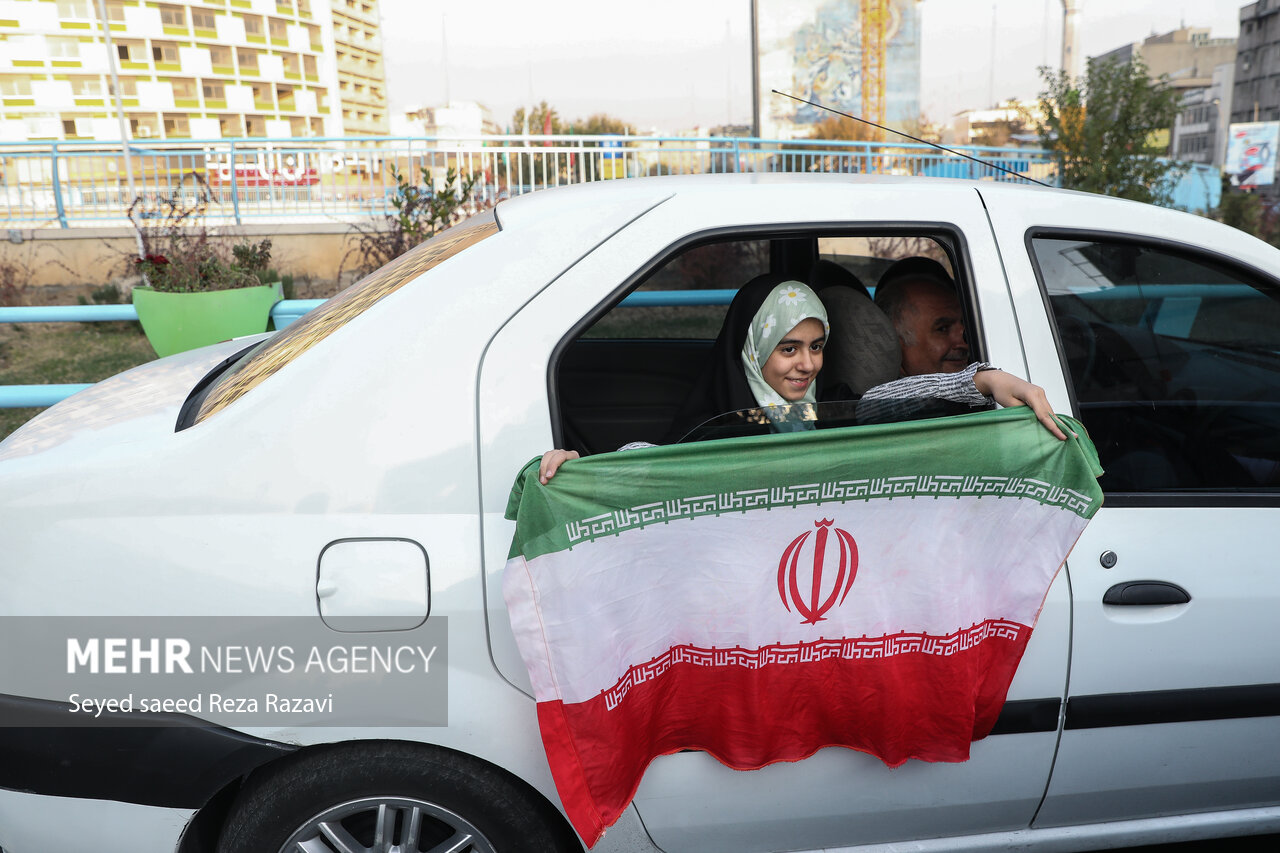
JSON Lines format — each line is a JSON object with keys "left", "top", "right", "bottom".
{"left": 860, "top": 0, "right": 889, "bottom": 139}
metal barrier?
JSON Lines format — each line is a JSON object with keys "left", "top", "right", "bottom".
{"left": 0, "top": 292, "right": 741, "bottom": 410}
{"left": 0, "top": 299, "right": 322, "bottom": 409}
{"left": 1, "top": 135, "right": 1058, "bottom": 228}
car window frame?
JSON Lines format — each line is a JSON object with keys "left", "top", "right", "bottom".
{"left": 547, "top": 221, "right": 981, "bottom": 450}
{"left": 1024, "top": 224, "right": 1280, "bottom": 508}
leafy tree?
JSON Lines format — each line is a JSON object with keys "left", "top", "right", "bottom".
{"left": 509, "top": 103, "right": 635, "bottom": 138}
{"left": 568, "top": 113, "right": 636, "bottom": 136}
{"left": 807, "top": 114, "right": 879, "bottom": 142}
{"left": 1036, "top": 57, "right": 1181, "bottom": 205}
{"left": 512, "top": 101, "right": 564, "bottom": 135}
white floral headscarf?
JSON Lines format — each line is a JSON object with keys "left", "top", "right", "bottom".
{"left": 740, "top": 280, "right": 829, "bottom": 412}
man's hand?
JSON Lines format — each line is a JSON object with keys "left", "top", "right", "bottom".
{"left": 973, "top": 370, "right": 1072, "bottom": 441}
{"left": 539, "top": 449, "right": 580, "bottom": 484}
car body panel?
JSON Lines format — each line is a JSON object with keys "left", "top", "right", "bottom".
{"left": 981, "top": 187, "right": 1280, "bottom": 826}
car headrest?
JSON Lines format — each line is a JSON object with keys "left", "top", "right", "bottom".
{"left": 821, "top": 287, "right": 901, "bottom": 398}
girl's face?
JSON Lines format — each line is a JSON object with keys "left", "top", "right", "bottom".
{"left": 761, "top": 317, "right": 825, "bottom": 401}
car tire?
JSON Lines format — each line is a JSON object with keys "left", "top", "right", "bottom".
{"left": 216, "top": 740, "right": 581, "bottom": 853}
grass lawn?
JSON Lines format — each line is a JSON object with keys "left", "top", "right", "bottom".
{"left": 0, "top": 322, "right": 156, "bottom": 441}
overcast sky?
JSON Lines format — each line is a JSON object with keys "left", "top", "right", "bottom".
{"left": 379, "top": 0, "right": 1247, "bottom": 133}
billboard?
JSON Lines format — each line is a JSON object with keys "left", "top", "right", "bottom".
{"left": 757, "top": 0, "right": 921, "bottom": 140}
{"left": 1225, "top": 122, "right": 1280, "bottom": 188}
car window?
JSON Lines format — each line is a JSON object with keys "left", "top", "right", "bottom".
{"left": 556, "top": 230, "right": 971, "bottom": 455}
{"left": 1033, "top": 236, "right": 1280, "bottom": 492}
{"left": 187, "top": 211, "right": 498, "bottom": 426}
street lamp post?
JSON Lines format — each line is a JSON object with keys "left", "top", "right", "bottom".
{"left": 94, "top": 0, "right": 143, "bottom": 254}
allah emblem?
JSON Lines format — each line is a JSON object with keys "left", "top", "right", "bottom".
{"left": 777, "top": 519, "right": 859, "bottom": 625}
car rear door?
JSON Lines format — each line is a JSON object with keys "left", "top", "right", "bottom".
{"left": 479, "top": 181, "right": 1071, "bottom": 852}
{"left": 982, "top": 186, "right": 1280, "bottom": 827}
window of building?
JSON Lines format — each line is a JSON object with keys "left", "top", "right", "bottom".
{"left": 105, "top": 1, "right": 126, "bottom": 21}
{"left": 298, "top": 0, "right": 311, "bottom": 16}
{"left": 208, "top": 45, "right": 232, "bottom": 68}
{"left": 117, "top": 77, "right": 137, "bottom": 96}
{"left": 152, "top": 42, "right": 180, "bottom": 64}
{"left": 68, "top": 76, "right": 101, "bottom": 96}
{"left": 191, "top": 10, "right": 217, "bottom": 31}
{"left": 56, "top": 0, "right": 92, "bottom": 18}
{"left": 170, "top": 78, "right": 196, "bottom": 99}
{"left": 63, "top": 119, "right": 77, "bottom": 136}
{"left": 243, "top": 15, "right": 263, "bottom": 36}
{"left": 202, "top": 80, "right": 225, "bottom": 100}
{"left": 238, "top": 48, "right": 258, "bottom": 73}
{"left": 1034, "top": 235, "right": 1280, "bottom": 492}
{"left": 282, "top": 53, "right": 300, "bottom": 75}
{"left": 303, "top": 55, "right": 316, "bottom": 76}
{"left": 0, "top": 76, "right": 32, "bottom": 96}
{"left": 158, "top": 4, "right": 186, "bottom": 28}
{"left": 163, "top": 113, "right": 190, "bottom": 136}
{"left": 268, "top": 18, "right": 287, "bottom": 40}
{"left": 46, "top": 37, "right": 81, "bottom": 58}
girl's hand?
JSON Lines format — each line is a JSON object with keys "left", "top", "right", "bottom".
{"left": 538, "top": 449, "right": 580, "bottom": 484}
{"left": 973, "top": 370, "right": 1072, "bottom": 441}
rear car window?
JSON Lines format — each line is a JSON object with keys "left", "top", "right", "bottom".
{"left": 188, "top": 212, "right": 498, "bottom": 426}
{"left": 1033, "top": 235, "right": 1280, "bottom": 492}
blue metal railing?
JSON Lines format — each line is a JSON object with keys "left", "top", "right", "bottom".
{"left": 0, "top": 299, "right": 324, "bottom": 409}
{"left": 0, "top": 292, "right": 739, "bottom": 410}
{"left": 1, "top": 135, "right": 1059, "bottom": 227}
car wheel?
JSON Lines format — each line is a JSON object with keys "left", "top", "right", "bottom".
{"left": 216, "top": 741, "right": 580, "bottom": 853}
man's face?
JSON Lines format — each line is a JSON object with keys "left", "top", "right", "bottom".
{"left": 896, "top": 279, "right": 970, "bottom": 375}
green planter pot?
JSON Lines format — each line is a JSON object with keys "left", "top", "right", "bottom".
{"left": 133, "top": 283, "right": 282, "bottom": 358}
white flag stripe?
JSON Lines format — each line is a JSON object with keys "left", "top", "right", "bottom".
{"left": 505, "top": 495, "right": 1084, "bottom": 705}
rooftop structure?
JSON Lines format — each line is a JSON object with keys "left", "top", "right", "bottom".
{"left": 1092, "top": 26, "right": 1236, "bottom": 94}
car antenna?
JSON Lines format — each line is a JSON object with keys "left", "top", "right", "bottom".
{"left": 771, "top": 89, "right": 1054, "bottom": 189}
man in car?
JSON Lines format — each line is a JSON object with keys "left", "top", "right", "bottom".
{"left": 874, "top": 258, "right": 971, "bottom": 376}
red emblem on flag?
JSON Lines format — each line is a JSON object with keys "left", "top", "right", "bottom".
{"left": 777, "top": 519, "right": 859, "bottom": 624}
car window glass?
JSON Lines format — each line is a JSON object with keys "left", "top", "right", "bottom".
{"left": 1033, "top": 236, "right": 1280, "bottom": 492}
{"left": 818, "top": 236, "right": 954, "bottom": 296}
{"left": 557, "top": 231, "right": 971, "bottom": 455}
{"left": 582, "top": 240, "right": 768, "bottom": 340}
{"left": 188, "top": 211, "right": 498, "bottom": 426}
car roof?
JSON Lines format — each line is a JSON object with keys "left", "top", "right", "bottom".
{"left": 492, "top": 172, "right": 1108, "bottom": 232}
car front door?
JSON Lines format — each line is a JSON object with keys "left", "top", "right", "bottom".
{"left": 478, "top": 183, "right": 1070, "bottom": 852}
{"left": 984, "top": 190, "right": 1280, "bottom": 827}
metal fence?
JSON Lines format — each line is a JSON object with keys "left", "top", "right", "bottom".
{"left": 1, "top": 135, "right": 1060, "bottom": 228}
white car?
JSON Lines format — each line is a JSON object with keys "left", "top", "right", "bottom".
{"left": 1, "top": 174, "right": 1278, "bottom": 853}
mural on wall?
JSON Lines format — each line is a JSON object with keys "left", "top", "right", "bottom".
{"left": 759, "top": 0, "right": 921, "bottom": 139}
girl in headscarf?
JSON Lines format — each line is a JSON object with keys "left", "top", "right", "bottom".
{"left": 538, "top": 275, "right": 1067, "bottom": 483}
{"left": 663, "top": 274, "right": 829, "bottom": 441}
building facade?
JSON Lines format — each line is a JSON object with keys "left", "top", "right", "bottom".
{"left": 0, "top": 0, "right": 387, "bottom": 142}
{"left": 1233, "top": 1, "right": 1280, "bottom": 126}
{"left": 756, "top": 0, "right": 921, "bottom": 141}
{"left": 1094, "top": 26, "right": 1236, "bottom": 96}
{"left": 1172, "top": 62, "right": 1235, "bottom": 167}
{"left": 329, "top": 0, "right": 386, "bottom": 135}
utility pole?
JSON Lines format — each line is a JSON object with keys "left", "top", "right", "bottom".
{"left": 94, "top": 0, "right": 142, "bottom": 258}
{"left": 750, "top": 0, "right": 760, "bottom": 137}
{"left": 1061, "top": 0, "right": 1082, "bottom": 79}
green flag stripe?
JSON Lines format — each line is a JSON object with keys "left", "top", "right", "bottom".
{"left": 509, "top": 407, "right": 1104, "bottom": 561}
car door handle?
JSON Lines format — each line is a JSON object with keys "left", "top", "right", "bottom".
{"left": 1103, "top": 581, "right": 1191, "bottom": 606}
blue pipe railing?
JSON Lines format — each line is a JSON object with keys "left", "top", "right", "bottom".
{"left": 0, "top": 291, "right": 738, "bottom": 410}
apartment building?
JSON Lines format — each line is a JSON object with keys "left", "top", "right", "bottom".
{"left": 330, "top": 0, "right": 386, "bottom": 135}
{"left": 0, "top": 0, "right": 387, "bottom": 141}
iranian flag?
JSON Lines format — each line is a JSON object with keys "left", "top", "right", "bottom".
{"left": 503, "top": 407, "right": 1103, "bottom": 846}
